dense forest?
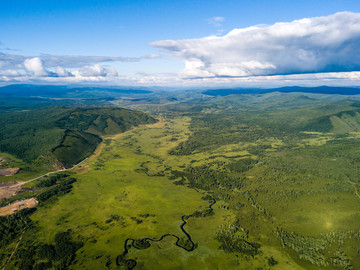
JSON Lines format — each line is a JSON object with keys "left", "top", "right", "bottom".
{"left": 0, "top": 106, "right": 157, "bottom": 168}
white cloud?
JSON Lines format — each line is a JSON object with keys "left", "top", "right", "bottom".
{"left": 1, "top": 69, "right": 360, "bottom": 87}
{"left": 0, "top": 52, "right": 160, "bottom": 83}
{"left": 0, "top": 53, "right": 159, "bottom": 70}
{"left": 23, "top": 57, "right": 48, "bottom": 76}
{"left": 2, "top": 12, "right": 360, "bottom": 86}
{"left": 39, "top": 54, "right": 145, "bottom": 68}
{"left": 77, "top": 64, "right": 118, "bottom": 77}
{"left": 207, "top": 16, "right": 225, "bottom": 27}
{"left": 151, "top": 12, "right": 360, "bottom": 79}
{"left": 55, "top": 66, "right": 72, "bottom": 77}
{"left": 0, "top": 69, "right": 20, "bottom": 77}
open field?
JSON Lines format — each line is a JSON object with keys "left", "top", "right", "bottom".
{"left": 7, "top": 116, "right": 304, "bottom": 269}
{"left": 0, "top": 93, "right": 360, "bottom": 269}
{"left": 0, "top": 152, "right": 50, "bottom": 183}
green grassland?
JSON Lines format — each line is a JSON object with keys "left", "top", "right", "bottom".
{"left": 1, "top": 92, "right": 360, "bottom": 269}
{"left": 0, "top": 107, "right": 157, "bottom": 181}
{"left": 2, "top": 116, "right": 304, "bottom": 270}
{"left": 0, "top": 152, "right": 56, "bottom": 183}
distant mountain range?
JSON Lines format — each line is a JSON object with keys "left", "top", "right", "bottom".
{"left": 0, "top": 84, "right": 152, "bottom": 98}
{"left": 2, "top": 85, "right": 360, "bottom": 99}
{"left": 202, "top": 86, "right": 360, "bottom": 96}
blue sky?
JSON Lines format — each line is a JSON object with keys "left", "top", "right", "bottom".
{"left": 1, "top": 0, "right": 360, "bottom": 86}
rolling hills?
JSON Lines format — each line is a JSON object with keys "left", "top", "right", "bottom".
{"left": 0, "top": 107, "right": 157, "bottom": 171}
{"left": 1, "top": 86, "right": 360, "bottom": 269}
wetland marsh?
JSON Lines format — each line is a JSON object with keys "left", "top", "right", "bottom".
{"left": 1, "top": 91, "right": 360, "bottom": 269}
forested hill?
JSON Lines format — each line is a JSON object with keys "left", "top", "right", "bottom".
{"left": 57, "top": 108, "right": 157, "bottom": 135}
{"left": 0, "top": 107, "right": 157, "bottom": 168}
{"left": 202, "top": 86, "right": 360, "bottom": 96}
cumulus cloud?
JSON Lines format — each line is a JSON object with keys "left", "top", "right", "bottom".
{"left": 23, "top": 57, "right": 48, "bottom": 76}
{"left": 0, "top": 51, "right": 163, "bottom": 85}
{"left": 0, "top": 52, "right": 153, "bottom": 83}
{"left": 77, "top": 64, "right": 118, "bottom": 77}
{"left": 151, "top": 12, "right": 360, "bottom": 78}
{"left": 55, "top": 66, "right": 73, "bottom": 77}
{"left": 3, "top": 12, "right": 360, "bottom": 86}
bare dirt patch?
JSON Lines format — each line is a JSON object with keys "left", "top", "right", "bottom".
{"left": 0, "top": 168, "right": 20, "bottom": 176}
{"left": 0, "top": 198, "right": 38, "bottom": 216}
{"left": 0, "top": 182, "right": 25, "bottom": 201}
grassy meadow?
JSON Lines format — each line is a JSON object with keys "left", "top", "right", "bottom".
{"left": 28, "top": 118, "right": 249, "bottom": 269}
{"left": 1, "top": 92, "right": 360, "bottom": 269}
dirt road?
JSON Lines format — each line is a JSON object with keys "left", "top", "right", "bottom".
{"left": 0, "top": 198, "right": 38, "bottom": 216}
{"left": 0, "top": 119, "right": 165, "bottom": 200}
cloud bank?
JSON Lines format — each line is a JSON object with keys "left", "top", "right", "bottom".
{"left": 0, "top": 53, "right": 157, "bottom": 83}
{"left": 151, "top": 12, "right": 360, "bottom": 79}
{"left": 77, "top": 64, "right": 118, "bottom": 77}
{"left": 2, "top": 12, "right": 360, "bottom": 86}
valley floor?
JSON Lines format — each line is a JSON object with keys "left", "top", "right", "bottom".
{"left": 2, "top": 106, "right": 360, "bottom": 269}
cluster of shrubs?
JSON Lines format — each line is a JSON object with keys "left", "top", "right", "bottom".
{"left": 36, "top": 231, "right": 83, "bottom": 270}
{"left": 216, "top": 220, "right": 261, "bottom": 257}
{"left": 0, "top": 208, "right": 36, "bottom": 247}
{"left": 36, "top": 173, "right": 70, "bottom": 188}
{"left": 227, "top": 158, "right": 258, "bottom": 173}
{"left": 1, "top": 173, "right": 79, "bottom": 269}
{"left": 18, "top": 231, "right": 83, "bottom": 270}
{"left": 37, "top": 174, "right": 76, "bottom": 203}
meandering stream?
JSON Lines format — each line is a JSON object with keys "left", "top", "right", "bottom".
{"left": 117, "top": 165, "right": 217, "bottom": 269}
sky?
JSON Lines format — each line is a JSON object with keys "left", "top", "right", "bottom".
{"left": 1, "top": 0, "right": 360, "bottom": 87}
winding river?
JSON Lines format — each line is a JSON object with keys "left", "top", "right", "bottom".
{"left": 117, "top": 166, "right": 217, "bottom": 269}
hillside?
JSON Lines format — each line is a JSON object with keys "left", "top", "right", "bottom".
{"left": 0, "top": 107, "right": 157, "bottom": 169}
{"left": 57, "top": 108, "right": 157, "bottom": 136}
{"left": 1, "top": 91, "right": 360, "bottom": 269}
{"left": 203, "top": 86, "right": 360, "bottom": 96}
